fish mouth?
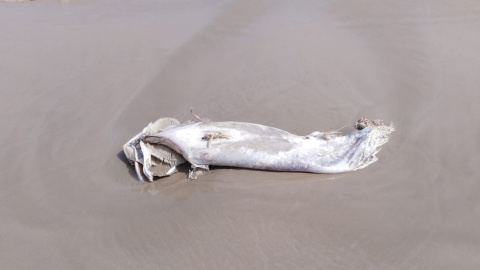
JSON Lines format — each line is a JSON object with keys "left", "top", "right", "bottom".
{"left": 122, "top": 117, "right": 191, "bottom": 181}
{"left": 123, "top": 132, "right": 187, "bottom": 182}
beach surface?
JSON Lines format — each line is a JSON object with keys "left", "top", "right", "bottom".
{"left": 1, "top": 0, "right": 480, "bottom": 269}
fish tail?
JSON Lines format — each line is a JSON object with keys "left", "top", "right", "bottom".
{"left": 346, "top": 119, "right": 395, "bottom": 170}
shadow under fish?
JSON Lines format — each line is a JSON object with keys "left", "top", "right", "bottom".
{"left": 123, "top": 116, "right": 394, "bottom": 181}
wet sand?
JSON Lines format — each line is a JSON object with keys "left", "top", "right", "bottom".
{"left": 1, "top": 0, "right": 480, "bottom": 269}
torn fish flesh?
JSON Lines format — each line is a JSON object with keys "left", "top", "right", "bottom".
{"left": 123, "top": 117, "right": 394, "bottom": 181}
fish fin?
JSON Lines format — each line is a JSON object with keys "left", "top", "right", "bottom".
{"left": 347, "top": 120, "right": 395, "bottom": 170}
{"left": 188, "top": 164, "right": 210, "bottom": 180}
{"left": 202, "top": 132, "right": 230, "bottom": 147}
{"left": 190, "top": 108, "right": 212, "bottom": 123}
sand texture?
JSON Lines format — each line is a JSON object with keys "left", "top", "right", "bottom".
{"left": 1, "top": 0, "right": 480, "bottom": 269}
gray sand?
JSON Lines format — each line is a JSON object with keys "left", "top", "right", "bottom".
{"left": 1, "top": 0, "right": 480, "bottom": 269}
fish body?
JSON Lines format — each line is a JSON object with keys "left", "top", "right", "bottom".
{"left": 145, "top": 121, "right": 372, "bottom": 173}
{"left": 124, "top": 117, "right": 394, "bottom": 181}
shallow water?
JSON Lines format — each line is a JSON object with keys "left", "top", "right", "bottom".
{"left": 1, "top": 0, "right": 480, "bottom": 269}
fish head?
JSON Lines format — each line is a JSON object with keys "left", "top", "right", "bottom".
{"left": 144, "top": 122, "right": 205, "bottom": 158}
{"left": 144, "top": 122, "right": 234, "bottom": 164}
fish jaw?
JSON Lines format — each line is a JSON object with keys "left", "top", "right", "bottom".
{"left": 123, "top": 132, "right": 144, "bottom": 165}
{"left": 122, "top": 118, "right": 186, "bottom": 181}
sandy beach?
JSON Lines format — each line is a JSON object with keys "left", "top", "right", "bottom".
{"left": 1, "top": 0, "right": 480, "bottom": 269}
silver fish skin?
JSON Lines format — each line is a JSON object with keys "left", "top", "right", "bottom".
{"left": 143, "top": 121, "right": 394, "bottom": 174}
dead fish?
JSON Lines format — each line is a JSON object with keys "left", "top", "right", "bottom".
{"left": 123, "top": 117, "right": 394, "bottom": 181}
